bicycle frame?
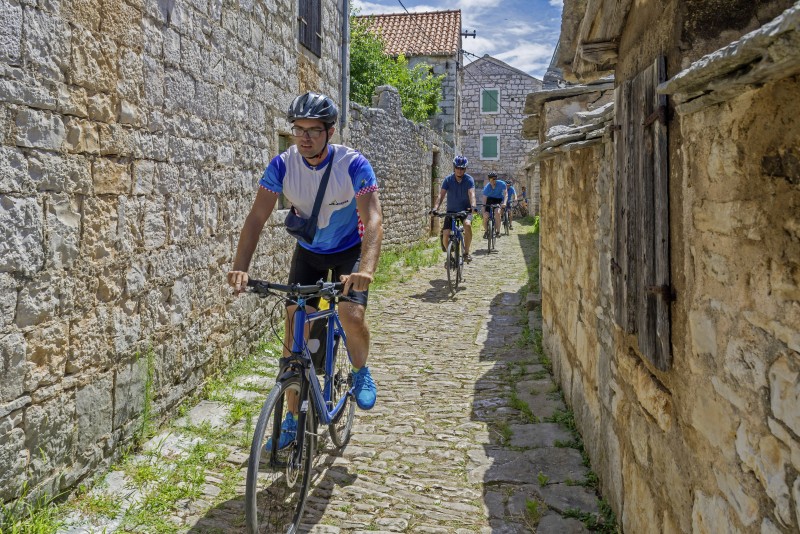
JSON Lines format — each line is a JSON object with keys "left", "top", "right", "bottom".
{"left": 446, "top": 216, "right": 466, "bottom": 250}
{"left": 285, "top": 296, "right": 351, "bottom": 428}
{"left": 277, "top": 291, "right": 352, "bottom": 470}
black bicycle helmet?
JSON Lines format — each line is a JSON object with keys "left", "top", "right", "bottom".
{"left": 488, "top": 171, "right": 498, "bottom": 178}
{"left": 287, "top": 92, "right": 338, "bottom": 126}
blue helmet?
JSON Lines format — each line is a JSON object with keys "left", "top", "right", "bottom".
{"left": 453, "top": 155, "right": 468, "bottom": 168}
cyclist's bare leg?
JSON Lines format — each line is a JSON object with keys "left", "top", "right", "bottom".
{"left": 463, "top": 219, "right": 472, "bottom": 255}
{"left": 442, "top": 228, "right": 451, "bottom": 251}
{"left": 338, "top": 301, "right": 369, "bottom": 369}
{"left": 495, "top": 209, "right": 502, "bottom": 233}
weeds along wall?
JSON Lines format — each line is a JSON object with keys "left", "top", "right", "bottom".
{"left": 0, "top": 0, "right": 448, "bottom": 504}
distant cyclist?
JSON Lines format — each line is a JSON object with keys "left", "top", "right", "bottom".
{"left": 520, "top": 185, "right": 528, "bottom": 212}
{"left": 505, "top": 180, "right": 517, "bottom": 230}
{"left": 482, "top": 172, "right": 507, "bottom": 238}
{"left": 432, "top": 155, "right": 477, "bottom": 262}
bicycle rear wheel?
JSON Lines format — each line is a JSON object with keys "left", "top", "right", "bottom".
{"left": 329, "top": 333, "right": 355, "bottom": 448}
{"left": 446, "top": 241, "right": 458, "bottom": 294}
{"left": 245, "top": 377, "right": 316, "bottom": 534}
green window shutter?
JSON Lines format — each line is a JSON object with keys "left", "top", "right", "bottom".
{"left": 481, "top": 136, "right": 498, "bottom": 159}
{"left": 482, "top": 89, "right": 499, "bottom": 113}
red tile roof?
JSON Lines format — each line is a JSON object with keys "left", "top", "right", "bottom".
{"left": 355, "top": 10, "right": 461, "bottom": 57}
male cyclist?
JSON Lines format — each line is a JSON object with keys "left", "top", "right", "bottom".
{"left": 228, "top": 92, "right": 383, "bottom": 448}
{"left": 432, "top": 155, "right": 477, "bottom": 262}
{"left": 482, "top": 172, "right": 507, "bottom": 238}
{"left": 505, "top": 180, "right": 517, "bottom": 230}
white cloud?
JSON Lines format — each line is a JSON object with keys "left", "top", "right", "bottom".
{"left": 494, "top": 41, "right": 556, "bottom": 76}
{"left": 352, "top": 0, "right": 562, "bottom": 78}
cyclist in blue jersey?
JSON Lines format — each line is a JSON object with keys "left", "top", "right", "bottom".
{"left": 228, "top": 92, "right": 382, "bottom": 446}
{"left": 432, "top": 155, "right": 477, "bottom": 262}
{"left": 482, "top": 172, "right": 507, "bottom": 238}
{"left": 506, "top": 180, "right": 517, "bottom": 230}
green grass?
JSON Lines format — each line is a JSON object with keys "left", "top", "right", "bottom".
{"left": 524, "top": 498, "right": 543, "bottom": 527}
{"left": 537, "top": 471, "right": 550, "bottom": 486}
{"left": 0, "top": 491, "right": 63, "bottom": 534}
{"left": 373, "top": 239, "right": 441, "bottom": 288}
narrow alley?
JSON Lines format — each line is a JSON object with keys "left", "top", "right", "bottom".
{"left": 57, "top": 221, "right": 607, "bottom": 533}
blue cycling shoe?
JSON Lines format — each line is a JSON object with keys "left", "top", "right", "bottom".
{"left": 352, "top": 367, "right": 377, "bottom": 410}
{"left": 265, "top": 413, "right": 297, "bottom": 451}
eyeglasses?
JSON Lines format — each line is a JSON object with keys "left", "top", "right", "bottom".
{"left": 455, "top": 166, "right": 466, "bottom": 170}
{"left": 291, "top": 126, "right": 326, "bottom": 139}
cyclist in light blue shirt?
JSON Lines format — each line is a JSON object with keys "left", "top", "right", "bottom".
{"left": 482, "top": 172, "right": 507, "bottom": 238}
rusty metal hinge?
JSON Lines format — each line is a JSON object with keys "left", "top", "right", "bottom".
{"left": 646, "top": 284, "right": 676, "bottom": 302}
{"left": 642, "top": 105, "right": 667, "bottom": 127}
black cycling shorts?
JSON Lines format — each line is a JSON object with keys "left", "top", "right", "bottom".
{"left": 443, "top": 213, "right": 473, "bottom": 230}
{"left": 287, "top": 242, "right": 368, "bottom": 308}
{"left": 484, "top": 197, "right": 503, "bottom": 212}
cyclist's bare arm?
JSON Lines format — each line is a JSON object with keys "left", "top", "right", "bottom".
{"left": 228, "top": 188, "right": 279, "bottom": 292}
{"left": 468, "top": 188, "right": 477, "bottom": 210}
{"left": 434, "top": 188, "right": 447, "bottom": 211}
{"left": 341, "top": 190, "right": 383, "bottom": 294}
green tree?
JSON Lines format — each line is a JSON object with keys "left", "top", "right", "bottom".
{"left": 349, "top": 13, "right": 444, "bottom": 123}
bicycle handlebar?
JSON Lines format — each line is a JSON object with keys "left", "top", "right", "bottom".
{"left": 247, "top": 279, "right": 344, "bottom": 297}
{"left": 430, "top": 210, "right": 470, "bottom": 219}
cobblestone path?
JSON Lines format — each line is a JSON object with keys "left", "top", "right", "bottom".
{"left": 60, "top": 220, "right": 604, "bottom": 533}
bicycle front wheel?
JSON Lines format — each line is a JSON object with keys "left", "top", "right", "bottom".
{"left": 487, "top": 219, "right": 495, "bottom": 252}
{"left": 245, "top": 377, "right": 316, "bottom": 534}
{"left": 455, "top": 238, "right": 463, "bottom": 286}
{"left": 446, "top": 240, "right": 458, "bottom": 294}
{"left": 329, "top": 334, "right": 355, "bottom": 448}
{"left": 503, "top": 211, "right": 510, "bottom": 235}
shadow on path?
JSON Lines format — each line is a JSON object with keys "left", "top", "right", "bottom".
{"left": 469, "top": 220, "right": 604, "bottom": 533}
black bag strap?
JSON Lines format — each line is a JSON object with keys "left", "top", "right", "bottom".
{"left": 307, "top": 146, "right": 335, "bottom": 224}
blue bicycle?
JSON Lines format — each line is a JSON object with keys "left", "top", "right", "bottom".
{"left": 244, "top": 279, "right": 355, "bottom": 533}
{"left": 431, "top": 209, "right": 470, "bottom": 294}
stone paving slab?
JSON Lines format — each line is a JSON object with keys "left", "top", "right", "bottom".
{"left": 56, "top": 224, "right": 610, "bottom": 533}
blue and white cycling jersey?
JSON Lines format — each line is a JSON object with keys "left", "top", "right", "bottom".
{"left": 259, "top": 144, "right": 378, "bottom": 254}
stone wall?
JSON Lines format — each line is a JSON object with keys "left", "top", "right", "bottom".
{"left": 0, "top": 0, "right": 448, "bottom": 504}
{"left": 347, "top": 85, "right": 453, "bottom": 246}
{"left": 534, "top": 6, "right": 800, "bottom": 533}
{"left": 461, "top": 56, "right": 541, "bottom": 187}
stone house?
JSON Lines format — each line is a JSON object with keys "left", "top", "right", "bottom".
{"left": 354, "top": 9, "right": 462, "bottom": 149}
{"left": 0, "top": 0, "right": 451, "bottom": 504}
{"left": 460, "top": 54, "right": 541, "bottom": 194}
{"left": 525, "top": 1, "right": 800, "bottom": 532}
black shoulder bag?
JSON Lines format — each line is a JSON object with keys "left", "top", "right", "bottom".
{"left": 284, "top": 147, "right": 335, "bottom": 245}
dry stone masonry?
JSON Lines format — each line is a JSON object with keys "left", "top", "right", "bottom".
{"left": 530, "top": 2, "right": 800, "bottom": 532}
{"left": 0, "top": 0, "right": 450, "bottom": 505}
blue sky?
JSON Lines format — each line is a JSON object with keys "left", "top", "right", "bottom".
{"left": 351, "top": 0, "right": 564, "bottom": 80}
